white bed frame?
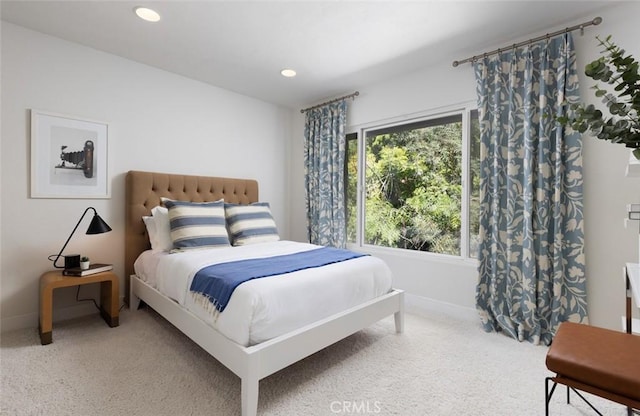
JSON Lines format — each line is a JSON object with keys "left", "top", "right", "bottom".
{"left": 125, "top": 170, "right": 404, "bottom": 415}
{"left": 130, "top": 276, "right": 404, "bottom": 416}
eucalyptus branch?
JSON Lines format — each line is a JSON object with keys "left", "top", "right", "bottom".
{"left": 557, "top": 35, "right": 640, "bottom": 158}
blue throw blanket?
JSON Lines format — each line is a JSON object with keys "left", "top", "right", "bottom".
{"left": 190, "top": 247, "right": 368, "bottom": 313}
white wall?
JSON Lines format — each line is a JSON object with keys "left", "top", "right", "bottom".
{"left": 289, "top": 3, "right": 640, "bottom": 330}
{"left": 1, "top": 22, "right": 292, "bottom": 331}
{"left": 577, "top": 4, "right": 640, "bottom": 329}
{"left": 4, "top": 4, "right": 639, "bottom": 334}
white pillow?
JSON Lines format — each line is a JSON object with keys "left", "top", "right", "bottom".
{"left": 151, "top": 206, "right": 173, "bottom": 251}
{"left": 142, "top": 215, "right": 158, "bottom": 248}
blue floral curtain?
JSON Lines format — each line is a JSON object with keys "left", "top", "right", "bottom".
{"left": 473, "top": 33, "right": 588, "bottom": 345}
{"left": 304, "top": 100, "right": 347, "bottom": 248}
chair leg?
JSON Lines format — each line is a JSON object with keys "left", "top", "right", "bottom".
{"left": 546, "top": 377, "right": 612, "bottom": 416}
{"left": 568, "top": 387, "right": 604, "bottom": 416}
{"left": 545, "top": 377, "right": 558, "bottom": 416}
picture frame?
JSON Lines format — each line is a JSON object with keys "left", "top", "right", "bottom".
{"left": 30, "top": 110, "right": 110, "bottom": 199}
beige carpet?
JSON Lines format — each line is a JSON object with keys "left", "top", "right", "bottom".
{"left": 0, "top": 307, "right": 628, "bottom": 416}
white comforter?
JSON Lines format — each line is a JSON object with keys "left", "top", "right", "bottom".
{"left": 134, "top": 240, "right": 393, "bottom": 346}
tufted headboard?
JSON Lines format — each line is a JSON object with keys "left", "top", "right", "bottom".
{"left": 124, "top": 170, "right": 259, "bottom": 303}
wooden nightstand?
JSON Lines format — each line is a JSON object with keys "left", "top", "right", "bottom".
{"left": 39, "top": 270, "right": 119, "bottom": 345}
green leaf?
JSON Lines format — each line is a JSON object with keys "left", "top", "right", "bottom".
{"left": 573, "top": 36, "right": 640, "bottom": 150}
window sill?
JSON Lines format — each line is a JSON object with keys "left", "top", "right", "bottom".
{"left": 347, "top": 242, "right": 479, "bottom": 268}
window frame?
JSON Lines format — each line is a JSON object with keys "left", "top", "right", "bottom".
{"left": 346, "top": 102, "right": 478, "bottom": 263}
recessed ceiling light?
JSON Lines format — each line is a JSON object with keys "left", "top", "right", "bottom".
{"left": 134, "top": 7, "right": 161, "bottom": 22}
{"left": 280, "top": 69, "right": 297, "bottom": 78}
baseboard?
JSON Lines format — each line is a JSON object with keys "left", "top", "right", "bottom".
{"left": 1, "top": 296, "right": 125, "bottom": 333}
{"left": 404, "top": 293, "right": 477, "bottom": 323}
{"left": 1, "top": 312, "right": 39, "bottom": 333}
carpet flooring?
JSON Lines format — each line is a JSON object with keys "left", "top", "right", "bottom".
{"left": 0, "top": 307, "right": 628, "bottom": 415}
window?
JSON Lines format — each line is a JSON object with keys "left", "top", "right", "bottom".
{"left": 346, "top": 107, "right": 480, "bottom": 259}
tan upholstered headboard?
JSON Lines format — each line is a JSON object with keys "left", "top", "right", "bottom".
{"left": 124, "top": 170, "right": 259, "bottom": 303}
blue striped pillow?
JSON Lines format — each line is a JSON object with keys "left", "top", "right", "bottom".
{"left": 225, "top": 202, "right": 280, "bottom": 246}
{"left": 162, "top": 198, "right": 230, "bottom": 251}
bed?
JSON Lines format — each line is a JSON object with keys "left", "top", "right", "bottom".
{"left": 125, "top": 170, "right": 404, "bottom": 416}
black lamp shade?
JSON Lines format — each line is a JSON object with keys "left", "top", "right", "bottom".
{"left": 87, "top": 213, "right": 112, "bottom": 234}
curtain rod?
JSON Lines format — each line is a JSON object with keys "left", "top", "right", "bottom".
{"left": 452, "top": 16, "right": 602, "bottom": 67}
{"left": 300, "top": 91, "right": 360, "bottom": 113}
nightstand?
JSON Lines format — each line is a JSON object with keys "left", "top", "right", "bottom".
{"left": 39, "top": 270, "right": 119, "bottom": 345}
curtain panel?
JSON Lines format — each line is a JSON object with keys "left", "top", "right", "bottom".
{"left": 473, "top": 34, "right": 587, "bottom": 345}
{"left": 304, "top": 100, "right": 347, "bottom": 248}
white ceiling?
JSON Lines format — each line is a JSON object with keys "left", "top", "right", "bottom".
{"left": 1, "top": 1, "right": 613, "bottom": 110}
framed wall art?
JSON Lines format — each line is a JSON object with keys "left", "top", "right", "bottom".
{"left": 30, "top": 110, "right": 110, "bottom": 199}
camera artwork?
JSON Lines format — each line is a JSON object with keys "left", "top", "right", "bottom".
{"left": 31, "top": 110, "right": 109, "bottom": 197}
{"left": 56, "top": 140, "right": 94, "bottom": 178}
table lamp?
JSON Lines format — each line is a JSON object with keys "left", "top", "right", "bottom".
{"left": 48, "top": 207, "right": 112, "bottom": 269}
